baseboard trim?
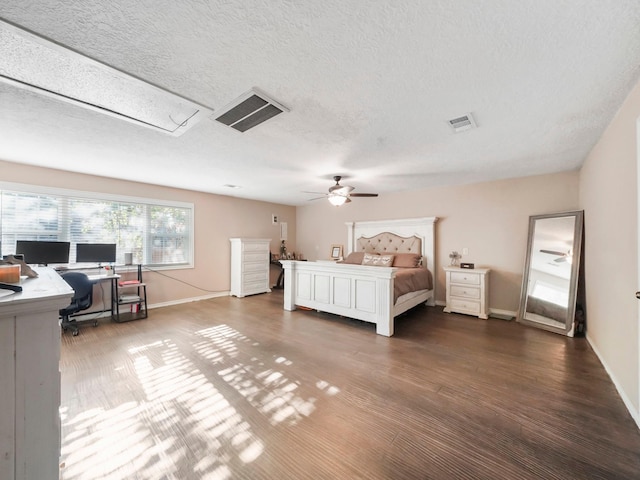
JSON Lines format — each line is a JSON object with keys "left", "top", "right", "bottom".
{"left": 81, "top": 291, "right": 230, "bottom": 319}
{"left": 434, "top": 301, "right": 516, "bottom": 321}
{"left": 586, "top": 333, "right": 640, "bottom": 430}
{"left": 148, "top": 291, "right": 230, "bottom": 310}
{"left": 488, "top": 308, "right": 517, "bottom": 321}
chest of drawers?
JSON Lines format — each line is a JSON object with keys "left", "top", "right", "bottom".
{"left": 443, "top": 266, "right": 490, "bottom": 319}
{"left": 230, "top": 238, "right": 271, "bottom": 297}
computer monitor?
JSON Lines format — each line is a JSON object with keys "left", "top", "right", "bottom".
{"left": 15, "top": 240, "right": 70, "bottom": 265}
{"left": 75, "top": 243, "right": 117, "bottom": 264}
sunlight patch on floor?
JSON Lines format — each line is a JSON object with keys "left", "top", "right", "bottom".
{"left": 61, "top": 323, "right": 343, "bottom": 478}
{"left": 196, "top": 325, "right": 319, "bottom": 426}
{"left": 60, "top": 402, "right": 157, "bottom": 479}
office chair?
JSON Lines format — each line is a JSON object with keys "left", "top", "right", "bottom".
{"left": 59, "top": 272, "right": 96, "bottom": 336}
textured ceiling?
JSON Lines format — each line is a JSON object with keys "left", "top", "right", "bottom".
{"left": 1, "top": 1, "right": 640, "bottom": 206}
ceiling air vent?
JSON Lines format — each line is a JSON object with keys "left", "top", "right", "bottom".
{"left": 447, "top": 113, "right": 477, "bottom": 133}
{"left": 214, "top": 88, "right": 289, "bottom": 132}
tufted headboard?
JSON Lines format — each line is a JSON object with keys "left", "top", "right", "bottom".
{"left": 345, "top": 216, "right": 438, "bottom": 274}
{"left": 356, "top": 233, "right": 422, "bottom": 255}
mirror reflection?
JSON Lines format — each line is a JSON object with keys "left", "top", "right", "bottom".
{"left": 518, "top": 211, "right": 584, "bottom": 336}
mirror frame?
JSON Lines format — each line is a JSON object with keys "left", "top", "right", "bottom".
{"left": 517, "top": 210, "right": 584, "bottom": 337}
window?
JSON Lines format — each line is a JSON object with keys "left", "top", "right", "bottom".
{"left": 0, "top": 184, "right": 193, "bottom": 268}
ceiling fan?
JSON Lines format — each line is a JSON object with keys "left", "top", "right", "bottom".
{"left": 540, "top": 249, "right": 572, "bottom": 263}
{"left": 305, "top": 176, "right": 379, "bottom": 206}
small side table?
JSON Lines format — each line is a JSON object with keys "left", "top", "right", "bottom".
{"left": 443, "top": 266, "right": 490, "bottom": 319}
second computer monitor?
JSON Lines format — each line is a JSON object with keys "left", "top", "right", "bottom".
{"left": 76, "top": 243, "right": 117, "bottom": 264}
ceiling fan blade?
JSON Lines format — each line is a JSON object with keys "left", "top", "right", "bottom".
{"left": 306, "top": 196, "right": 326, "bottom": 201}
{"left": 540, "top": 249, "right": 567, "bottom": 256}
{"left": 302, "top": 191, "right": 328, "bottom": 195}
{"left": 350, "top": 193, "right": 379, "bottom": 197}
{"left": 554, "top": 257, "right": 568, "bottom": 263}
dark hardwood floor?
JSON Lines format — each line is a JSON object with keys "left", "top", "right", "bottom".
{"left": 59, "top": 290, "right": 640, "bottom": 479}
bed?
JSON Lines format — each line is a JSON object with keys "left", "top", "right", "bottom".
{"left": 280, "top": 216, "right": 438, "bottom": 336}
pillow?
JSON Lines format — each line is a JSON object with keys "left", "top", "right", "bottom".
{"left": 392, "top": 253, "right": 422, "bottom": 268}
{"left": 362, "top": 252, "right": 395, "bottom": 267}
{"left": 339, "top": 251, "right": 365, "bottom": 264}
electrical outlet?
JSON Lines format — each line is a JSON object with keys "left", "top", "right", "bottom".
{"left": 272, "top": 214, "right": 278, "bottom": 224}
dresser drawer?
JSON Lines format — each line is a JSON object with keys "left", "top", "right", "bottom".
{"left": 243, "top": 280, "right": 268, "bottom": 292}
{"left": 450, "top": 298, "right": 481, "bottom": 314}
{"left": 243, "top": 261, "right": 267, "bottom": 273}
{"left": 243, "top": 252, "right": 266, "bottom": 263}
{"left": 450, "top": 285, "right": 480, "bottom": 299}
{"left": 243, "top": 242, "right": 268, "bottom": 252}
{"left": 243, "top": 271, "right": 267, "bottom": 283}
{"left": 450, "top": 272, "right": 480, "bottom": 285}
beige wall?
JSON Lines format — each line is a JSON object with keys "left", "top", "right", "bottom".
{"left": 579, "top": 79, "right": 640, "bottom": 417}
{"left": 0, "top": 160, "right": 297, "bottom": 305}
{"left": 296, "top": 171, "right": 579, "bottom": 313}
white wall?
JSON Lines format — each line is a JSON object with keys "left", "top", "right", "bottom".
{"left": 296, "top": 172, "right": 579, "bottom": 314}
{"left": 579, "top": 78, "right": 640, "bottom": 420}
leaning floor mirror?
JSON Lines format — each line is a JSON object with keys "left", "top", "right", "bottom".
{"left": 517, "top": 210, "right": 585, "bottom": 337}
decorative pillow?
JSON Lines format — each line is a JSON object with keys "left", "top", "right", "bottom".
{"left": 339, "top": 251, "right": 366, "bottom": 264}
{"left": 362, "top": 252, "right": 395, "bottom": 267}
{"left": 392, "top": 253, "right": 422, "bottom": 268}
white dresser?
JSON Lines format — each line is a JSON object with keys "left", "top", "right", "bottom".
{"left": 443, "top": 266, "right": 490, "bottom": 319}
{"left": 230, "top": 238, "right": 271, "bottom": 297}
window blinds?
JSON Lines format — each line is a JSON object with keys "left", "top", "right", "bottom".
{"left": 0, "top": 188, "right": 193, "bottom": 267}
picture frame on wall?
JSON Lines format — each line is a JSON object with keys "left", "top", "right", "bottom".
{"left": 330, "top": 244, "right": 343, "bottom": 259}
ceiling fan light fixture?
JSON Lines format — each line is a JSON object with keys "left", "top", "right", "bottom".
{"left": 328, "top": 194, "right": 347, "bottom": 206}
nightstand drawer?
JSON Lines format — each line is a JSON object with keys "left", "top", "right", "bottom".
{"left": 450, "top": 298, "right": 481, "bottom": 314}
{"left": 450, "top": 285, "right": 480, "bottom": 299}
{"left": 450, "top": 272, "right": 480, "bottom": 285}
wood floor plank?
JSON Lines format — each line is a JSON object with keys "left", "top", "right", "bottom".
{"left": 59, "top": 291, "right": 640, "bottom": 479}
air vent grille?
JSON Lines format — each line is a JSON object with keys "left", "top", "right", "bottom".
{"left": 448, "top": 113, "right": 477, "bottom": 133}
{"left": 215, "top": 88, "right": 288, "bottom": 132}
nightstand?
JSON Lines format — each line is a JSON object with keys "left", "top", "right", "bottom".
{"left": 443, "top": 266, "right": 490, "bottom": 319}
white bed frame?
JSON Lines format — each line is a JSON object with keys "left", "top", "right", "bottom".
{"left": 281, "top": 217, "right": 438, "bottom": 336}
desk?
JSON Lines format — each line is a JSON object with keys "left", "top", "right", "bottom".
{"left": 57, "top": 266, "right": 147, "bottom": 323}
{"left": 271, "top": 259, "right": 284, "bottom": 289}
{"left": 271, "top": 259, "right": 307, "bottom": 289}
{"left": 66, "top": 274, "right": 120, "bottom": 325}
{"left": 0, "top": 267, "right": 73, "bottom": 479}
